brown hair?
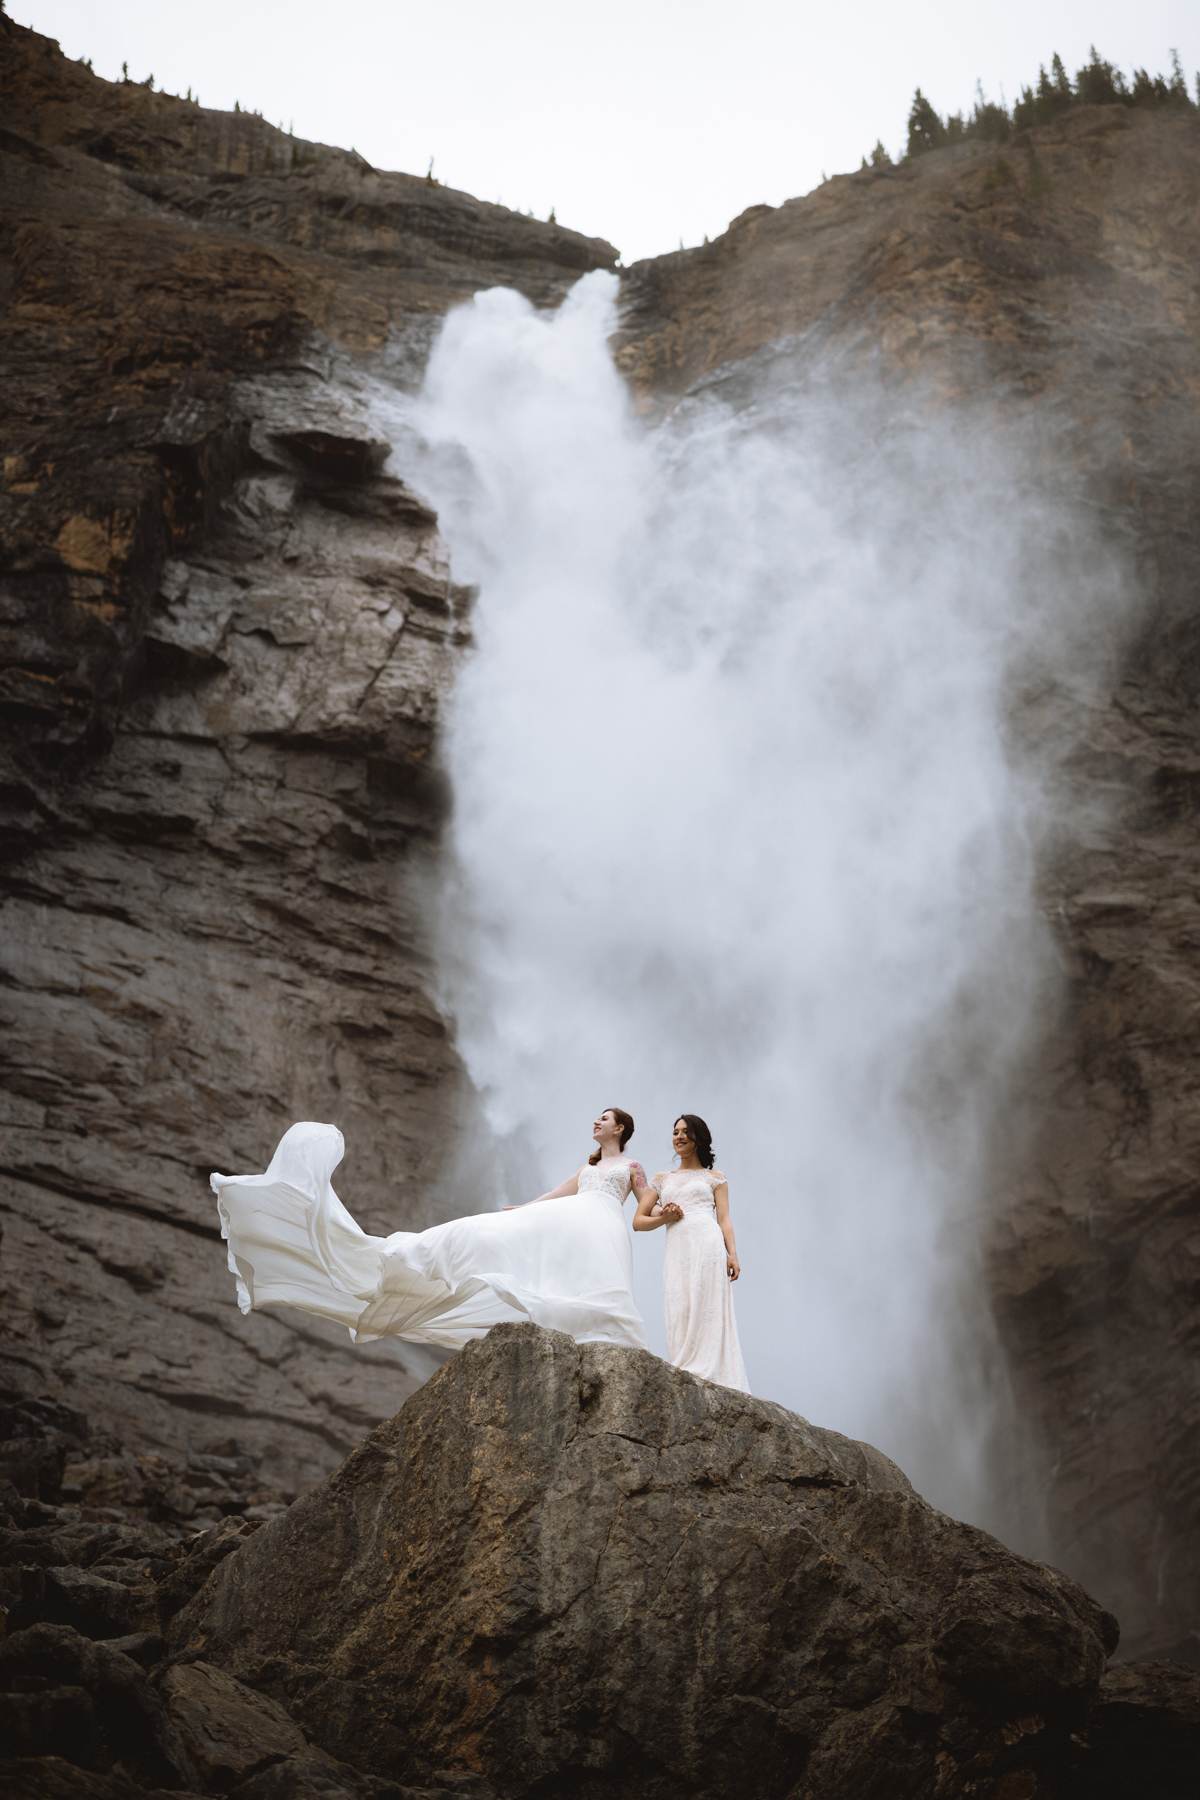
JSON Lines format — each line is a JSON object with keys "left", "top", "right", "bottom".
{"left": 588, "top": 1106, "right": 635, "bottom": 1165}
{"left": 675, "top": 1114, "right": 715, "bottom": 1170}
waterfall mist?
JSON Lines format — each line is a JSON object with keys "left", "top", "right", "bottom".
{"left": 378, "top": 271, "right": 1124, "bottom": 1523}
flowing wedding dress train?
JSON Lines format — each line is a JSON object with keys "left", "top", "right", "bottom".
{"left": 657, "top": 1168, "right": 750, "bottom": 1392}
{"left": 211, "top": 1121, "right": 648, "bottom": 1351}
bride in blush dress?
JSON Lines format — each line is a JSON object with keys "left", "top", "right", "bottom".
{"left": 211, "top": 1106, "right": 654, "bottom": 1351}
{"left": 635, "top": 1113, "right": 749, "bottom": 1392}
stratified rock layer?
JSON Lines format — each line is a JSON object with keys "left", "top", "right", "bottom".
{"left": 0, "top": 19, "right": 615, "bottom": 1492}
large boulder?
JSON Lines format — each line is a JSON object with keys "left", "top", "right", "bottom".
{"left": 173, "top": 1323, "right": 1124, "bottom": 1798}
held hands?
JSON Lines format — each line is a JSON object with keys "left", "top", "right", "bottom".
{"left": 654, "top": 1201, "right": 684, "bottom": 1227}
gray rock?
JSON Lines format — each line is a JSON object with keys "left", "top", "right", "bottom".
{"left": 154, "top": 1517, "right": 262, "bottom": 1624}
{"left": 159, "top": 1659, "right": 319, "bottom": 1791}
{"left": 234, "top": 1755, "right": 494, "bottom": 1800}
{"left": 0, "top": 1624, "right": 198, "bottom": 1788}
{"left": 173, "top": 1323, "right": 1119, "bottom": 1798}
{"left": 0, "top": 1758, "right": 163, "bottom": 1799}
{"left": 103, "top": 1632, "right": 164, "bottom": 1669}
{"left": 42, "top": 1567, "right": 146, "bottom": 1639}
{"left": 1072, "top": 1660, "right": 1200, "bottom": 1799}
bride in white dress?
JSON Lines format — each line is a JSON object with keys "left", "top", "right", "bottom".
{"left": 211, "top": 1106, "right": 653, "bottom": 1351}
{"left": 634, "top": 1113, "right": 749, "bottom": 1392}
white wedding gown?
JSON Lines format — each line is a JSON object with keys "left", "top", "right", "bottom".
{"left": 657, "top": 1167, "right": 750, "bottom": 1392}
{"left": 211, "top": 1121, "right": 648, "bottom": 1351}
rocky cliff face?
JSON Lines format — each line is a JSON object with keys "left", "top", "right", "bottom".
{"left": 615, "top": 104, "right": 1200, "bottom": 1666}
{"left": 0, "top": 18, "right": 615, "bottom": 1495}
{"left": 2, "top": 15, "right": 1199, "bottom": 1671}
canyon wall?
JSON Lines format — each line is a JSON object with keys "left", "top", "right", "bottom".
{"left": 0, "top": 19, "right": 615, "bottom": 1493}
{"left": 2, "top": 18, "right": 1198, "bottom": 1662}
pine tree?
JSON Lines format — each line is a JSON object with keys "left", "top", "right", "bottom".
{"left": 1075, "top": 46, "right": 1121, "bottom": 107}
{"left": 1168, "top": 49, "right": 1189, "bottom": 103}
{"left": 121, "top": 61, "right": 129, "bottom": 82}
{"left": 881, "top": 46, "right": 1192, "bottom": 171}
{"left": 971, "top": 80, "right": 1010, "bottom": 142}
{"left": 1035, "top": 64, "right": 1055, "bottom": 123}
{"left": 234, "top": 99, "right": 241, "bottom": 113}
{"left": 869, "top": 139, "right": 891, "bottom": 168}
{"left": 1130, "top": 68, "right": 1158, "bottom": 107}
{"left": 906, "top": 88, "right": 945, "bottom": 156}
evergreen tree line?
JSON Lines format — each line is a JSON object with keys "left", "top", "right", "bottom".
{"left": 863, "top": 47, "right": 1197, "bottom": 169}
{"left": 105, "top": 58, "right": 304, "bottom": 128}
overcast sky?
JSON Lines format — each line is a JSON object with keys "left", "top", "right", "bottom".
{"left": 19, "top": 1, "right": 1200, "bottom": 263}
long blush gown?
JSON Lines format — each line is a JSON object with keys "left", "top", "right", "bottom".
{"left": 211, "top": 1121, "right": 648, "bottom": 1351}
{"left": 656, "top": 1167, "right": 749, "bottom": 1392}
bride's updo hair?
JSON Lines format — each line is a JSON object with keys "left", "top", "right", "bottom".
{"left": 676, "top": 1113, "right": 715, "bottom": 1170}
{"left": 589, "top": 1106, "right": 635, "bottom": 1166}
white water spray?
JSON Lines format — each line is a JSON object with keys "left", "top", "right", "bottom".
{"left": 385, "top": 271, "right": 1120, "bottom": 1521}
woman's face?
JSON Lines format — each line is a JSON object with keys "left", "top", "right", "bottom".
{"left": 593, "top": 1109, "right": 619, "bottom": 1144}
{"left": 672, "top": 1118, "right": 692, "bottom": 1157}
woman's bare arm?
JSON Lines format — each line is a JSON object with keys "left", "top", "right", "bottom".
{"left": 504, "top": 1170, "right": 580, "bottom": 1209}
{"left": 631, "top": 1172, "right": 682, "bottom": 1232}
{"left": 713, "top": 1174, "right": 741, "bottom": 1279}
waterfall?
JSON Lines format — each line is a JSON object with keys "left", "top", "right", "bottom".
{"left": 380, "top": 270, "right": 1122, "bottom": 1523}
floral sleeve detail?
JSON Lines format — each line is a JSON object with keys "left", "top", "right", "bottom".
{"left": 628, "top": 1160, "right": 647, "bottom": 1188}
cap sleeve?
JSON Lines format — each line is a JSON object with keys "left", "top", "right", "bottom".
{"left": 709, "top": 1168, "right": 728, "bottom": 1187}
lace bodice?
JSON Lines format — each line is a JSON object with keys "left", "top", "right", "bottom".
{"left": 657, "top": 1168, "right": 724, "bottom": 1214}
{"left": 577, "top": 1159, "right": 635, "bottom": 1203}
